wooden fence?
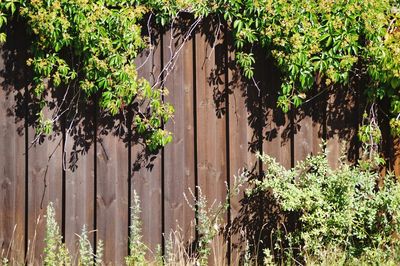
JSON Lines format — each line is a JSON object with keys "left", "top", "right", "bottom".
{"left": 0, "top": 17, "right": 398, "bottom": 265}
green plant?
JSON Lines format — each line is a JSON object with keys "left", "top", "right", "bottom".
{"left": 247, "top": 151, "right": 400, "bottom": 264}
{"left": 125, "top": 190, "right": 147, "bottom": 266}
{"left": 96, "top": 239, "right": 104, "bottom": 266}
{"left": 0, "top": 0, "right": 399, "bottom": 151}
{"left": 0, "top": 0, "right": 175, "bottom": 151}
{"left": 1, "top": 258, "right": 9, "bottom": 266}
{"left": 184, "top": 172, "right": 247, "bottom": 265}
{"left": 43, "top": 202, "right": 71, "bottom": 265}
{"left": 78, "top": 225, "right": 93, "bottom": 265}
{"left": 77, "top": 224, "right": 103, "bottom": 266}
{"left": 220, "top": 0, "right": 400, "bottom": 138}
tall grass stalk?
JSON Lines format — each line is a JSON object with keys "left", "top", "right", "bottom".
{"left": 43, "top": 203, "right": 71, "bottom": 265}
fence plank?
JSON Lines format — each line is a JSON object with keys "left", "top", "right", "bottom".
{"left": 27, "top": 97, "right": 63, "bottom": 264}
{"left": 293, "top": 99, "right": 325, "bottom": 164}
{"left": 96, "top": 115, "right": 129, "bottom": 265}
{"left": 394, "top": 139, "right": 400, "bottom": 178}
{"left": 326, "top": 87, "right": 359, "bottom": 167}
{"left": 64, "top": 101, "right": 95, "bottom": 263}
{"left": 263, "top": 109, "right": 292, "bottom": 168}
{"left": 0, "top": 57, "right": 25, "bottom": 262}
{"left": 163, "top": 24, "right": 196, "bottom": 245}
{"left": 131, "top": 36, "right": 163, "bottom": 257}
{"left": 195, "top": 19, "right": 228, "bottom": 265}
{"left": 227, "top": 57, "right": 258, "bottom": 264}
{"left": 260, "top": 56, "right": 292, "bottom": 169}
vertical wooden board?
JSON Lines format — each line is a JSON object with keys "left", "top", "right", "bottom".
{"left": 0, "top": 56, "right": 25, "bottom": 262}
{"left": 263, "top": 109, "right": 291, "bottom": 169}
{"left": 227, "top": 60, "right": 257, "bottom": 264}
{"left": 27, "top": 103, "right": 63, "bottom": 264}
{"left": 96, "top": 121, "right": 129, "bottom": 264}
{"left": 326, "top": 91, "right": 343, "bottom": 168}
{"left": 130, "top": 38, "right": 162, "bottom": 256}
{"left": 195, "top": 20, "right": 227, "bottom": 265}
{"left": 245, "top": 47, "right": 292, "bottom": 169}
{"left": 293, "top": 101, "right": 325, "bottom": 165}
{"left": 131, "top": 146, "right": 162, "bottom": 257}
{"left": 64, "top": 102, "right": 95, "bottom": 263}
{"left": 394, "top": 139, "right": 400, "bottom": 178}
{"left": 326, "top": 87, "right": 359, "bottom": 168}
{"left": 326, "top": 98, "right": 341, "bottom": 168}
{"left": 163, "top": 27, "right": 195, "bottom": 243}
{"left": 195, "top": 20, "right": 227, "bottom": 216}
{"left": 261, "top": 62, "right": 291, "bottom": 168}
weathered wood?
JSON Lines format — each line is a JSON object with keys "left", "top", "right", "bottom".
{"left": 263, "top": 108, "right": 292, "bottom": 169}
{"left": 0, "top": 53, "right": 25, "bottom": 262}
{"left": 27, "top": 96, "right": 63, "bottom": 264}
{"left": 195, "top": 19, "right": 228, "bottom": 265}
{"left": 326, "top": 87, "right": 359, "bottom": 168}
{"left": 163, "top": 24, "right": 196, "bottom": 245}
{"left": 293, "top": 99, "right": 325, "bottom": 164}
{"left": 96, "top": 115, "right": 129, "bottom": 264}
{"left": 261, "top": 60, "right": 291, "bottom": 169}
{"left": 64, "top": 101, "right": 95, "bottom": 263}
{"left": 394, "top": 139, "right": 400, "bottom": 178}
{"left": 130, "top": 35, "right": 163, "bottom": 258}
{"left": 1, "top": 20, "right": 395, "bottom": 265}
{"left": 227, "top": 56, "right": 257, "bottom": 264}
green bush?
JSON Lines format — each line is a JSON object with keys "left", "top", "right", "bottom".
{"left": 248, "top": 151, "right": 400, "bottom": 264}
{"left": 44, "top": 203, "right": 71, "bottom": 265}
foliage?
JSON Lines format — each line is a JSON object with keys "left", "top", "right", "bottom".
{"left": 43, "top": 203, "right": 71, "bottom": 265}
{"left": 0, "top": 0, "right": 174, "bottom": 151}
{"left": 78, "top": 225, "right": 93, "bottom": 266}
{"left": 125, "top": 190, "right": 147, "bottom": 266}
{"left": 3, "top": 171, "right": 400, "bottom": 265}
{"left": 1, "top": 0, "right": 400, "bottom": 148}
{"left": 247, "top": 151, "right": 400, "bottom": 264}
{"left": 44, "top": 203, "right": 104, "bottom": 266}
{"left": 78, "top": 224, "right": 103, "bottom": 266}
{"left": 220, "top": 0, "right": 400, "bottom": 128}
{"left": 184, "top": 172, "right": 246, "bottom": 265}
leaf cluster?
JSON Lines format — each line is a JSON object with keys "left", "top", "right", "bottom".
{"left": 218, "top": 0, "right": 400, "bottom": 138}
{"left": 2, "top": 0, "right": 400, "bottom": 149}
{"left": 248, "top": 152, "right": 400, "bottom": 262}
{"left": 1, "top": 0, "right": 174, "bottom": 150}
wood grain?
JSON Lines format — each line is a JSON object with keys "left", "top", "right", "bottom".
{"left": 64, "top": 100, "right": 95, "bottom": 263}
{"left": 0, "top": 51, "right": 25, "bottom": 262}
{"left": 195, "top": 19, "right": 228, "bottom": 265}
{"left": 163, "top": 25, "right": 196, "bottom": 245}
{"left": 130, "top": 33, "right": 163, "bottom": 258}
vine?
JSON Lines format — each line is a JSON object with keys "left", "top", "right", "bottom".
{"left": 1, "top": 0, "right": 400, "bottom": 152}
{"left": 220, "top": 0, "right": 400, "bottom": 150}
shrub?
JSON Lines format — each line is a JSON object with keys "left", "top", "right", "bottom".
{"left": 43, "top": 203, "right": 71, "bottom": 265}
{"left": 125, "top": 190, "right": 147, "bottom": 266}
{"left": 248, "top": 151, "right": 400, "bottom": 264}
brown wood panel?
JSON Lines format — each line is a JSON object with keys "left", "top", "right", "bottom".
{"left": 263, "top": 109, "right": 291, "bottom": 169}
{"left": 163, "top": 25, "right": 196, "bottom": 244}
{"left": 131, "top": 37, "right": 162, "bottom": 257}
{"left": 227, "top": 58, "right": 257, "bottom": 264}
{"left": 64, "top": 101, "right": 95, "bottom": 263}
{"left": 0, "top": 56, "right": 25, "bottom": 262}
{"left": 27, "top": 99, "right": 63, "bottom": 264}
{"left": 130, "top": 147, "right": 162, "bottom": 258}
{"left": 293, "top": 100, "right": 325, "bottom": 165}
{"left": 394, "top": 139, "right": 400, "bottom": 178}
{"left": 96, "top": 116, "right": 129, "bottom": 265}
{"left": 326, "top": 87, "right": 359, "bottom": 168}
{"left": 195, "top": 19, "right": 228, "bottom": 265}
